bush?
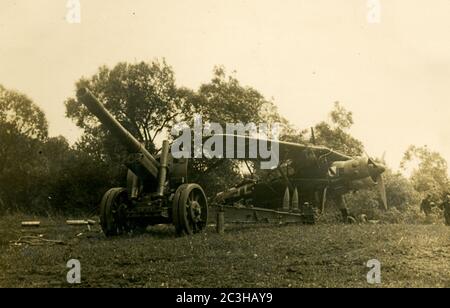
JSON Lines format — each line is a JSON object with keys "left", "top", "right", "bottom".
{"left": 0, "top": 135, "right": 125, "bottom": 216}
{"left": 340, "top": 168, "right": 424, "bottom": 224}
{"left": 34, "top": 140, "right": 125, "bottom": 215}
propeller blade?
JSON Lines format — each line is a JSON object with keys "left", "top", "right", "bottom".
{"left": 381, "top": 151, "right": 387, "bottom": 163}
{"left": 377, "top": 175, "right": 388, "bottom": 210}
{"left": 363, "top": 150, "right": 370, "bottom": 160}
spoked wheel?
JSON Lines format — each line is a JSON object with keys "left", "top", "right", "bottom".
{"left": 100, "top": 187, "right": 129, "bottom": 236}
{"left": 173, "top": 184, "right": 208, "bottom": 235}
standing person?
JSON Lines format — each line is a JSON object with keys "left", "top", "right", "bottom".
{"left": 420, "top": 194, "right": 433, "bottom": 217}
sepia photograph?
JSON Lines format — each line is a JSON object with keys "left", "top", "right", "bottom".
{"left": 0, "top": 0, "right": 449, "bottom": 293}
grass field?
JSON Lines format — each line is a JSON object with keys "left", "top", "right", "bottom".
{"left": 0, "top": 215, "right": 449, "bottom": 288}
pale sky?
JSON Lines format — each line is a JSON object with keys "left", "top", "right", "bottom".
{"left": 1, "top": 0, "right": 449, "bottom": 172}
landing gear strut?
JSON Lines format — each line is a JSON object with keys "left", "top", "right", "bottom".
{"left": 334, "top": 194, "right": 353, "bottom": 224}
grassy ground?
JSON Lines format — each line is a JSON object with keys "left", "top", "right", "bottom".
{"left": 0, "top": 214, "right": 449, "bottom": 288}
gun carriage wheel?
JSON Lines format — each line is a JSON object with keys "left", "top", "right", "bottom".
{"left": 100, "top": 188, "right": 129, "bottom": 236}
{"left": 173, "top": 184, "right": 208, "bottom": 235}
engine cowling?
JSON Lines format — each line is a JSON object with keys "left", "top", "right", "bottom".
{"left": 329, "top": 157, "right": 384, "bottom": 183}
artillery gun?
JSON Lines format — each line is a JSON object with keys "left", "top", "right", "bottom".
{"left": 77, "top": 88, "right": 208, "bottom": 236}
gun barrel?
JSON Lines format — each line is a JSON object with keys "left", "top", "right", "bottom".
{"left": 77, "top": 88, "right": 159, "bottom": 178}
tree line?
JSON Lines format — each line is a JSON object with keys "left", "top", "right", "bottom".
{"left": 0, "top": 60, "right": 448, "bottom": 220}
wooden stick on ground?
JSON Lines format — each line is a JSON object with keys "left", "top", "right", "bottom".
{"left": 21, "top": 221, "right": 40, "bottom": 227}
{"left": 10, "top": 235, "right": 65, "bottom": 246}
{"left": 66, "top": 220, "right": 97, "bottom": 226}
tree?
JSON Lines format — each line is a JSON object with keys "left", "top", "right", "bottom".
{"left": 197, "top": 66, "right": 275, "bottom": 125}
{"left": 66, "top": 60, "right": 195, "bottom": 158}
{"left": 188, "top": 67, "right": 287, "bottom": 195}
{"left": 0, "top": 85, "right": 48, "bottom": 211}
{"left": 313, "top": 102, "right": 364, "bottom": 156}
{"left": 195, "top": 66, "right": 295, "bottom": 138}
{"left": 401, "top": 145, "right": 449, "bottom": 203}
{"left": 0, "top": 85, "right": 116, "bottom": 215}
{"left": 383, "top": 169, "right": 421, "bottom": 211}
{"left": 0, "top": 85, "right": 48, "bottom": 139}
{"left": 0, "top": 85, "right": 48, "bottom": 172}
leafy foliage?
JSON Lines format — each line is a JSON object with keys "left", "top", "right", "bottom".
{"left": 197, "top": 66, "right": 274, "bottom": 125}
{"left": 188, "top": 67, "right": 287, "bottom": 196}
{"left": 314, "top": 102, "right": 364, "bottom": 156}
{"left": 401, "top": 145, "right": 449, "bottom": 203}
{"left": 33, "top": 137, "right": 123, "bottom": 214}
{"left": 0, "top": 85, "right": 48, "bottom": 212}
{"left": 0, "top": 85, "right": 119, "bottom": 215}
{"left": 345, "top": 167, "right": 421, "bottom": 218}
{"left": 65, "top": 60, "right": 196, "bottom": 157}
{"left": 0, "top": 85, "right": 48, "bottom": 140}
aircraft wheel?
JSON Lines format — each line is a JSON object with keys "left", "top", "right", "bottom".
{"left": 173, "top": 184, "right": 208, "bottom": 235}
{"left": 100, "top": 187, "right": 129, "bottom": 236}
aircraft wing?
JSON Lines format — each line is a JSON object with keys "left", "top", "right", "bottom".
{"left": 202, "top": 134, "right": 353, "bottom": 166}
